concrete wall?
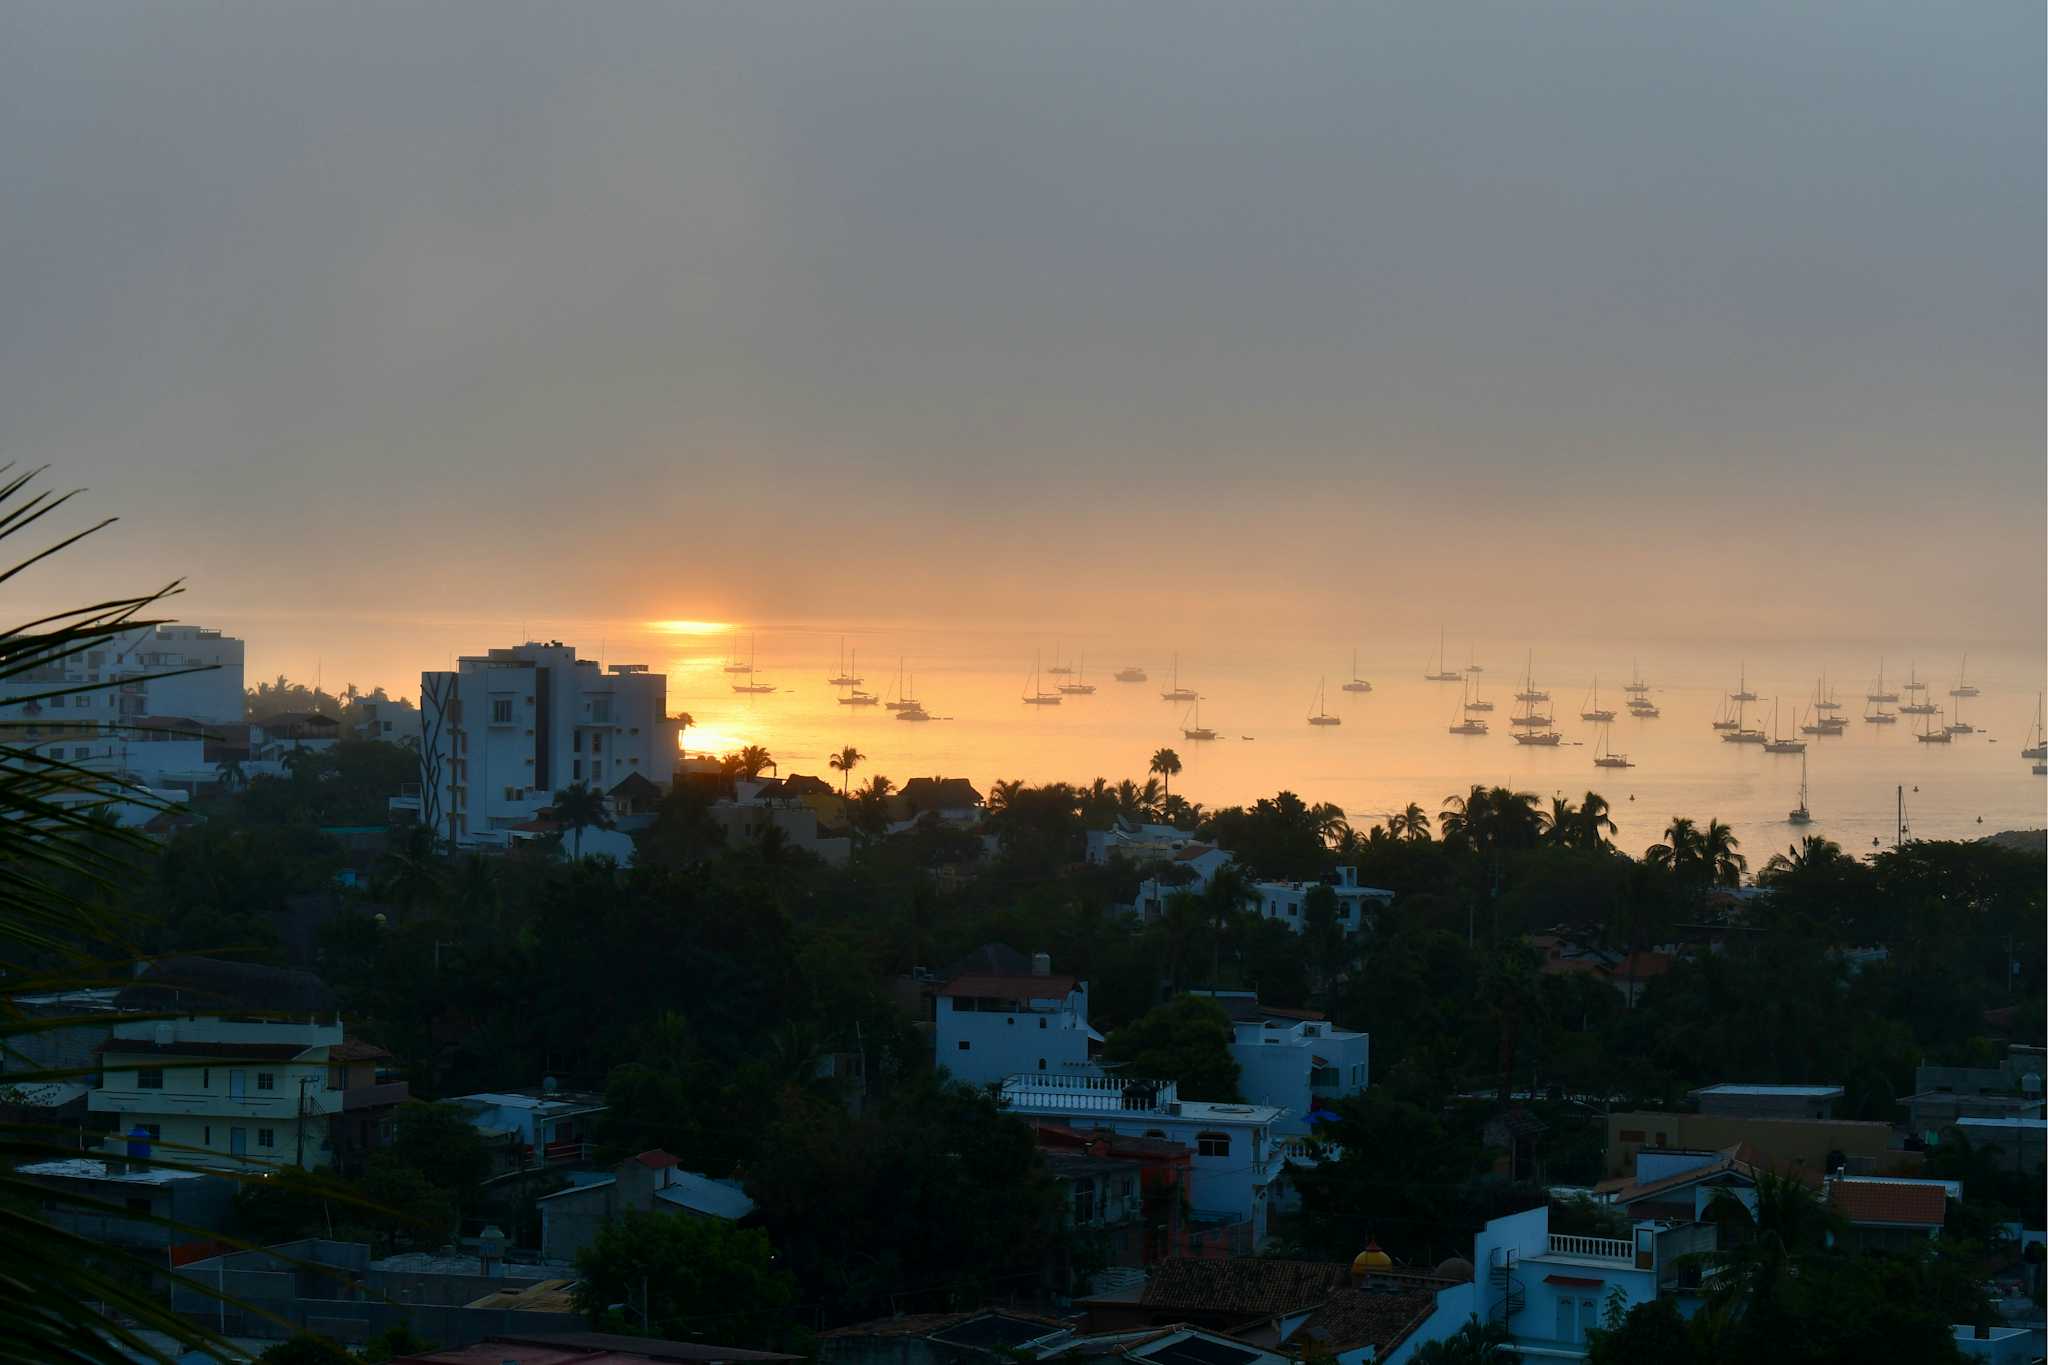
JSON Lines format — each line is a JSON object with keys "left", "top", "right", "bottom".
{"left": 1606, "top": 1111, "right": 1905, "bottom": 1177}
{"left": 936, "top": 991, "right": 1093, "bottom": 1088}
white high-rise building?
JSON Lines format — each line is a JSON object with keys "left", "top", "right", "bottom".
{"left": 419, "top": 641, "right": 680, "bottom": 848}
{"left": 0, "top": 625, "right": 245, "bottom": 782}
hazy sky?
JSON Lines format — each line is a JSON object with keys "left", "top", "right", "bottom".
{"left": 4, "top": 2, "right": 2041, "bottom": 689}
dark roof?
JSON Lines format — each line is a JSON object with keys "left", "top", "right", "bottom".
{"left": 632, "top": 1149, "right": 680, "bottom": 1169}
{"left": 1829, "top": 1181, "right": 1947, "bottom": 1227}
{"left": 116, "top": 957, "right": 335, "bottom": 1016}
{"left": 1143, "top": 1336, "right": 1262, "bottom": 1365}
{"left": 777, "top": 773, "right": 837, "bottom": 799}
{"left": 1139, "top": 1258, "right": 1351, "bottom": 1317}
{"left": 329, "top": 1039, "right": 392, "bottom": 1062}
{"left": 929, "top": 1313, "right": 1071, "bottom": 1350}
{"left": 943, "top": 943, "right": 1036, "bottom": 979}
{"left": 607, "top": 771, "right": 663, "bottom": 801}
{"left": 417, "top": 1333, "right": 800, "bottom": 1363}
{"left": 940, "top": 973, "right": 1078, "bottom": 1000}
{"left": 98, "top": 1039, "right": 307, "bottom": 1060}
{"left": 817, "top": 1310, "right": 1071, "bottom": 1343}
{"left": 901, "top": 776, "right": 984, "bottom": 811}
{"left": 1291, "top": 1280, "right": 1448, "bottom": 1358}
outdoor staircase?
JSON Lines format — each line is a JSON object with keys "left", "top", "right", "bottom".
{"left": 1488, "top": 1246, "right": 1525, "bottom": 1325}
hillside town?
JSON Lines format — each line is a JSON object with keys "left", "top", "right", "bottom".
{"left": 4, "top": 633, "right": 2043, "bottom": 1364}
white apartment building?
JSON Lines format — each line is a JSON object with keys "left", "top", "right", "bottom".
{"left": 1252, "top": 866, "right": 1395, "bottom": 937}
{"left": 0, "top": 625, "right": 246, "bottom": 785}
{"left": 1188, "top": 992, "right": 1370, "bottom": 1136}
{"left": 419, "top": 642, "right": 681, "bottom": 848}
{"left": 936, "top": 955, "right": 1100, "bottom": 1087}
{"left": 997, "top": 1072, "right": 1285, "bottom": 1245}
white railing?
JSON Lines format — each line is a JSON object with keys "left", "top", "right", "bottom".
{"left": 1000, "top": 1072, "right": 1178, "bottom": 1113}
{"left": 1547, "top": 1233, "right": 1634, "bottom": 1262}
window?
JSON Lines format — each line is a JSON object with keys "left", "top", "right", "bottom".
{"left": 256, "top": 1073, "right": 275, "bottom": 1092}
{"left": 230, "top": 1128, "right": 247, "bottom": 1155}
{"left": 1144, "top": 1130, "right": 1167, "bottom": 1139}
{"left": 126, "top": 1197, "right": 152, "bottom": 1216}
{"left": 573, "top": 759, "right": 583, "bottom": 781}
{"left": 591, "top": 733, "right": 603, "bottom": 754}
{"left": 1654, "top": 1132, "right": 1668, "bottom": 1147}
{"left": 137, "top": 1067, "right": 164, "bottom": 1090}
{"left": 257, "top": 1128, "right": 276, "bottom": 1149}
{"left": 1197, "top": 1131, "right": 1231, "bottom": 1157}
{"left": 1619, "top": 1129, "right": 1646, "bottom": 1143}
{"left": 202, "top": 1126, "right": 211, "bottom": 1145}
{"left": 1120, "top": 1178, "right": 1135, "bottom": 1199}
{"left": 1073, "top": 1178, "right": 1096, "bottom": 1224}
{"left": 1039, "top": 1017, "right": 1047, "bottom": 1029}
{"left": 592, "top": 699, "right": 611, "bottom": 724}
{"left": 491, "top": 699, "right": 514, "bottom": 724}
{"left": 1037, "top": 1058, "right": 1047, "bottom": 1071}
{"left": 957, "top": 1041, "right": 970, "bottom": 1051}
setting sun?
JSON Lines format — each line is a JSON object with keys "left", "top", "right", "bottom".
{"left": 648, "top": 619, "right": 733, "bottom": 637}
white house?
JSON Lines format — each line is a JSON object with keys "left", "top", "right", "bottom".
{"left": 446, "top": 1086, "right": 609, "bottom": 1166}
{"left": 936, "top": 954, "right": 1100, "bottom": 1086}
{"left": 418, "top": 642, "right": 681, "bottom": 849}
{"left": 1087, "top": 821, "right": 1204, "bottom": 867}
{"left": 1188, "top": 993, "right": 1369, "bottom": 1137}
{"left": 1251, "top": 866, "right": 1394, "bottom": 938}
{"left": 998, "top": 1071, "right": 1285, "bottom": 1246}
{"left": 1383, "top": 1205, "right": 1715, "bottom": 1363}
{"left": 1125, "top": 844, "right": 1237, "bottom": 921}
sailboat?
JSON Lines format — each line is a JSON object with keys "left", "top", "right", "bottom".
{"left": 1425, "top": 629, "right": 1464, "bottom": 682}
{"left": 1950, "top": 654, "right": 1980, "bottom": 698}
{"left": 885, "top": 658, "right": 921, "bottom": 711}
{"left": 1513, "top": 651, "right": 1550, "bottom": 703}
{"left": 1915, "top": 707, "right": 1952, "bottom": 743}
{"left": 1308, "top": 678, "right": 1342, "bottom": 727}
{"left": 1866, "top": 660, "right": 1898, "bottom": 704}
{"left": 1788, "top": 749, "right": 1813, "bottom": 824}
{"left": 1763, "top": 699, "right": 1806, "bottom": 753}
{"left": 1579, "top": 677, "right": 1617, "bottom": 723}
{"left": 1730, "top": 664, "right": 1758, "bottom": 704}
{"left": 1902, "top": 664, "right": 1929, "bottom": 697}
{"left": 1711, "top": 698, "right": 1740, "bottom": 731}
{"left": 1058, "top": 657, "right": 1097, "bottom": 696}
{"left": 893, "top": 670, "right": 930, "bottom": 721}
{"left": 730, "top": 637, "right": 777, "bottom": 693}
{"left": 1341, "top": 650, "right": 1373, "bottom": 693}
{"left": 1465, "top": 675, "right": 1494, "bottom": 712}
{"left": 1114, "top": 664, "right": 1148, "bottom": 683}
{"left": 1448, "top": 675, "right": 1489, "bottom": 734}
{"left": 826, "top": 639, "right": 863, "bottom": 688}
{"left": 1943, "top": 695, "right": 1974, "bottom": 735}
{"left": 1047, "top": 642, "right": 1074, "bottom": 677}
{"left": 1899, "top": 665, "right": 1939, "bottom": 714}
{"left": 1862, "top": 699, "right": 1897, "bottom": 725}
{"left": 1623, "top": 659, "right": 1651, "bottom": 695}
{"left": 1799, "top": 684, "right": 1846, "bottom": 734}
{"left": 1511, "top": 725, "right": 1562, "bottom": 746}
{"left": 1813, "top": 672, "right": 1843, "bottom": 712}
{"left": 1022, "top": 653, "right": 1062, "bottom": 706}
{"left": 1593, "top": 723, "right": 1633, "bottom": 768}
{"left": 1181, "top": 696, "right": 1217, "bottom": 741}
{"left": 1628, "top": 696, "right": 1660, "bottom": 719}
{"left": 2021, "top": 694, "right": 2046, "bottom": 760}
{"left": 1160, "top": 654, "right": 1197, "bottom": 703}
{"left": 1721, "top": 694, "right": 1766, "bottom": 743}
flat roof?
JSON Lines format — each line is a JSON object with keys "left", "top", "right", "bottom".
{"left": 17, "top": 1158, "right": 213, "bottom": 1186}
{"left": 1692, "top": 1084, "right": 1844, "bottom": 1098}
{"left": 1176, "top": 1101, "right": 1285, "bottom": 1124}
{"left": 1955, "top": 1116, "right": 2047, "bottom": 1130}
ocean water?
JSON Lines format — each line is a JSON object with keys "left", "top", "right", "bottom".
{"left": 654, "top": 627, "right": 2048, "bottom": 867}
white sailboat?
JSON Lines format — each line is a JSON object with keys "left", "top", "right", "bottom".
{"left": 893, "top": 669, "right": 931, "bottom": 721}
{"left": 1788, "top": 749, "right": 1813, "bottom": 824}
{"left": 885, "top": 658, "right": 921, "bottom": 711}
{"left": 1513, "top": 650, "right": 1550, "bottom": 703}
{"left": 1711, "top": 697, "right": 1740, "bottom": 731}
{"left": 1047, "top": 641, "right": 1074, "bottom": 677}
{"left": 1944, "top": 695, "right": 1974, "bottom": 735}
{"left": 730, "top": 636, "right": 777, "bottom": 693}
{"left": 2022, "top": 694, "right": 2046, "bottom": 761}
{"left": 1623, "top": 659, "right": 1651, "bottom": 695}
{"left": 1160, "top": 653, "right": 1197, "bottom": 703}
{"left": 1628, "top": 696, "right": 1660, "bottom": 719}
{"left": 1182, "top": 696, "right": 1217, "bottom": 741}
{"left": 1308, "top": 678, "right": 1342, "bottom": 727}
{"left": 1511, "top": 726, "right": 1562, "bottom": 746}
{"left": 1867, "top": 660, "right": 1899, "bottom": 704}
{"left": 1914, "top": 707, "right": 1952, "bottom": 743}
{"left": 1466, "top": 674, "right": 1495, "bottom": 712}
{"left": 1341, "top": 649, "right": 1373, "bottom": 693}
{"left": 1058, "top": 657, "right": 1097, "bottom": 696}
{"left": 1448, "top": 675, "right": 1488, "bottom": 734}
{"left": 1950, "top": 653, "right": 1980, "bottom": 698}
{"left": 1862, "top": 699, "right": 1898, "bottom": 725}
{"left": 1022, "top": 652, "right": 1062, "bottom": 706}
{"left": 1763, "top": 699, "right": 1806, "bottom": 753}
{"left": 1579, "top": 676, "right": 1617, "bottom": 723}
{"left": 1425, "top": 629, "right": 1464, "bottom": 682}
{"left": 1730, "top": 664, "right": 1758, "bottom": 704}
{"left": 827, "top": 638, "right": 863, "bottom": 687}
{"left": 1593, "top": 723, "right": 1633, "bottom": 768}
{"left": 1721, "top": 693, "right": 1765, "bottom": 743}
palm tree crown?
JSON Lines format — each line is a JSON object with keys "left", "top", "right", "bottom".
{"left": 828, "top": 745, "right": 864, "bottom": 794}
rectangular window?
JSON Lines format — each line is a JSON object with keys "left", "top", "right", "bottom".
{"left": 592, "top": 699, "right": 611, "bottom": 724}
{"left": 1197, "top": 1132, "right": 1231, "bottom": 1157}
{"left": 137, "top": 1067, "right": 164, "bottom": 1090}
{"left": 126, "top": 1197, "right": 152, "bottom": 1216}
{"left": 257, "top": 1128, "right": 275, "bottom": 1149}
{"left": 491, "top": 699, "right": 514, "bottom": 724}
{"left": 203, "top": 1126, "right": 211, "bottom": 1145}
{"left": 591, "top": 733, "right": 603, "bottom": 753}
{"left": 256, "top": 1073, "right": 275, "bottom": 1091}
{"left": 573, "top": 759, "right": 583, "bottom": 781}
{"left": 957, "top": 1041, "right": 971, "bottom": 1051}
{"left": 1618, "top": 1129, "right": 1646, "bottom": 1143}
{"left": 230, "top": 1128, "right": 247, "bottom": 1156}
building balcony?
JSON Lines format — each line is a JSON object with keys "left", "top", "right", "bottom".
{"left": 1544, "top": 1234, "right": 1635, "bottom": 1263}
{"left": 338, "top": 1081, "right": 411, "bottom": 1111}
{"left": 90, "top": 1089, "right": 342, "bottom": 1121}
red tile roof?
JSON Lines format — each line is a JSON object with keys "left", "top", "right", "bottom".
{"left": 632, "top": 1149, "right": 680, "bottom": 1169}
{"left": 1828, "top": 1181, "right": 1947, "bottom": 1227}
{"left": 939, "top": 974, "right": 1078, "bottom": 999}
{"left": 329, "top": 1039, "right": 391, "bottom": 1062}
{"left": 1139, "top": 1257, "right": 1351, "bottom": 1317}
{"left": 1292, "top": 1278, "right": 1448, "bottom": 1356}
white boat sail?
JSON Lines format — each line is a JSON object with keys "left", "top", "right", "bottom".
{"left": 1308, "top": 678, "right": 1342, "bottom": 727}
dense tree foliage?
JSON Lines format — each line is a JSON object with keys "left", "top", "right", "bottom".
{"left": 574, "top": 1211, "right": 797, "bottom": 1348}
{"left": 1101, "top": 997, "right": 1242, "bottom": 1101}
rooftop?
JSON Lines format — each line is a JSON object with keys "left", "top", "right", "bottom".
{"left": 1828, "top": 1180, "right": 1948, "bottom": 1227}
{"left": 940, "top": 974, "right": 1080, "bottom": 1000}
{"left": 395, "top": 1332, "right": 800, "bottom": 1364}
{"left": 16, "top": 1158, "right": 214, "bottom": 1186}
{"left": 1692, "top": 1084, "right": 1845, "bottom": 1099}
{"left": 1139, "top": 1257, "right": 1349, "bottom": 1317}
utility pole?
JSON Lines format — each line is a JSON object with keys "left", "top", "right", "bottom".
{"left": 296, "top": 1075, "right": 314, "bottom": 1168}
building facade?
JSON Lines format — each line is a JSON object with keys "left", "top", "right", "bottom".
{"left": 419, "top": 642, "right": 680, "bottom": 848}
{"left": 1250, "top": 867, "right": 1393, "bottom": 937}
{"left": 935, "top": 959, "right": 1100, "bottom": 1087}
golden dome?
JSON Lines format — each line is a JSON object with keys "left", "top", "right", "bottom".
{"left": 1351, "top": 1240, "right": 1393, "bottom": 1276}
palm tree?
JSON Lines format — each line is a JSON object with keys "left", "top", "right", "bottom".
{"left": 986, "top": 778, "right": 1025, "bottom": 816}
{"left": 828, "top": 745, "right": 864, "bottom": 794}
{"left": 1398, "top": 801, "right": 1431, "bottom": 840}
{"left": 1149, "top": 747, "right": 1182, "bottom": 798}
{"left": 1409, "top": 1316, "right": 1517, "bottom": 1364}
{"left": 1645, "top": 815, "right": 1701, "bottom": 874}
{"left": 1760, "top": 834, "right": 1847, "bottom": 883}
{"left": 212, "top": 757, "right": 246, "bottom": 791}
{"left": 378, "top": 825, "right": 446, "bottom": 912}
{"left": 0, "top": 466, "right": 258, "bottom": 1361}
{"left": 736, "top": 744, "right": 774, "bottom": 779}
{"left": 1310, "top": 801, "right": 1352, "bottom": 849}
{"left": 550, "top": 781, "right": 612, "bottom": 859}
{"left": 1115, "top": 778, "right": 1146, "bottom": 822}
{"left": 1203, "top": 864, "right": 1252, "bottom": 985}
{"left": 1574, "top": 790, "right": 1618, "bottom": 851}
{"left": 1544, "top": 795, "right": 1577, "bottom": 845}
{"left": 1138, "top": 775, "right": 1164, "bottom": 818}
{"left": 1701, "top": 818, "right": 1747, "bottom": 886}
{"left": 1695, "top": 1171, "right": 1841, "bottom": 1339}
{"left": 673, "top": 710, "right": 695, "bottom": 752}
{"left": 1439, "top": 784, "right": 1489, "bottom": 848}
